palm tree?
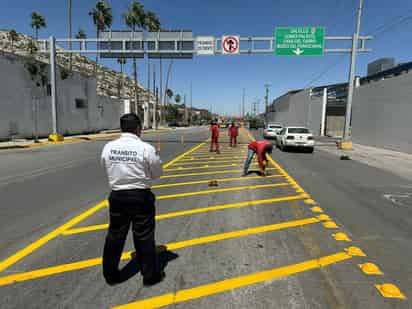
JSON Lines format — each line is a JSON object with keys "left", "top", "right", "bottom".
{"left": 30, "top": 12, "right": 47, "bottom": 40}
{"left": 117, "top": 58, "right": 127, "bottom": 97}
{"left": 89, "top": 0, "right": 113, "bottom": 65}
{"left": 8, "top": 30, "right": 19, "bottom": 51}
{"left": 144, "top": 11, "right": 160, "bottom": 32}
{"left": 175, "top": 94, "right": 181, "bottom": 104}
{"left": 123, "top": 0, "right": 146, "bottom": 113}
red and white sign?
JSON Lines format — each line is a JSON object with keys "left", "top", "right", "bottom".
{"left": 222, "top": 35, "right": 240, "bottom": 54}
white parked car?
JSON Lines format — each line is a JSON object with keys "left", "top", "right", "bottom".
{"left": 276, "top": 127, "right": 315, "bottom": 153}
{"left": 263, "top": 123, "right": 283, "bottom": 139}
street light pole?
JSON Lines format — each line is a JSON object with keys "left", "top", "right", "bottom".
{"left": 342, "top": 0, "right": 363, "bottom": 148}
{"left": 49, "top": 36, "right": 58, "bottom": 136}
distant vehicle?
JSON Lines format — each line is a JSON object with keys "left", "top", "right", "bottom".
{"left": 263, "top": 123, "right": 283, "bottom": 139}
{"left": 276, "top": 127, "right": 315, "bottom": 153}
{"left": 248, "top": 118, "right": 265, "bottom": 129}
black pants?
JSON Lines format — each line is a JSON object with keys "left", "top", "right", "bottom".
{"left": 102, "top": 189, "right": 160, "bottom": 284}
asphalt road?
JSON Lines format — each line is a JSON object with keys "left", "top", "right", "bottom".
{"left": 0, "top": 127, "right": 411, "bottom": 308}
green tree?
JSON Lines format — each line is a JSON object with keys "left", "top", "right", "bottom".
{"left": 175, "top": 94, "right": 181, "bottom": 104}
{"left": 166, "top": 88, "right": 174, "bottom": 101}
{"left": 89, "top": 0, "right": 112, "bottom": 64}
{"left": 144, "top": 11, "right": 160, "bottom": 32}
{"left": 30, "top": 12, "right": 47, "bottom": 40}
{"left": 8, "top": 30, "right": 19, "bottom": 51}
{"left": 75, "top": 29, "right": 87, "bottom": 39}
{"left": 123, "top": 0, "right": 146, "bottom": 112}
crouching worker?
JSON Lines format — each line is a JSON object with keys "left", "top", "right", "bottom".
{"left": 243, "top": 140, "right": 273, "bottom": 176}
{"left": 101, "top": 113, "right": 165, "bottom": 287}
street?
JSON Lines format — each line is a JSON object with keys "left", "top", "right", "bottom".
{"left": 0, "top": 127, "right": 411, "bottom": 308}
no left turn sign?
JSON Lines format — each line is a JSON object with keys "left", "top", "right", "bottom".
{"left": 222, "top": 35, "right": 240, "bottom": 54}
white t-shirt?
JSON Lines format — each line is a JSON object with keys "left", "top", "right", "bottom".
{"left": 101, "top": 133, "right": 163, "bottom": 191}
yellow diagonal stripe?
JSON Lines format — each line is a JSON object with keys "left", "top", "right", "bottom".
{"left": 62, "top": 194, "right": 307, "bottom": 236}
{"left": 164, "top": 163, "right": 253, "bottom": 172}
{"left": 160, "top": 168, "right": 276, "bottom": 179}
{"left": 112, "top": 251, "right": 352, "bottom": 309}
{"left": 0, "top": 217, "right": 319, "bottom": 286}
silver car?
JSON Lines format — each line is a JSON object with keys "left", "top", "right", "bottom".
{"left": 263, "top": 123, "right": 283, "bottom": 140}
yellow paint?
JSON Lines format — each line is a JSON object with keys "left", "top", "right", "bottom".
{"left": 345, "top": 246, "right": 366, "bottom": 257}
{"left": 0, "top": 200, "right": 108, "bottom": 273}
{"left": 322, "top": 221, "right": 339, "bottom": 229}
{"left": 173, "top": 159, "right": 247, "bottom": 166}
{"left": 338, "top": 141, "right": 353, "bottom": 150}
{"left": 112, "top": 251, "right": 352, "bottom": 309}
{"left": 0, "top": 217, "right": 319, "bottom": 286}
{"left": 310, "top": 206, "right": 323, "bottom": 213}
{"left": 332, "top": 233, "right": 352, "bottom": 242}
{"left": 358, "top": 263, "right": 383, "bottom": 275}
{"left": 375, "top": 284, "right": 406, "bottom": 299}
{"left": 160, "top": 168, "right": 277, "bottom": 179}
{"left": 48, "top": 134, "right": 64, "bottom": 142}
{"left": 63, "top": 194, "right": 308, "bottom": 235}
{"left": 304, "top": 199, "right": 317, "bottom": 205}
{"left": 162, "top": 142, "right": 206, "bottom": 169}
{"left": 164, "top": 163, "right": 252, "bottom": 172}
{"left": 181, "top": 155, "right": 246, "bottom": 161}
{"left": 157, "top": 183, "right": 290, "bottom": 200}
{"left": 317, "top": 214, "right": 331, "bottom": 221}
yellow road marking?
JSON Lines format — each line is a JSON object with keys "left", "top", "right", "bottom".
{"left": 160, "top": 168, "right": 277, "bottom": 179}
{"left": 0, "top": 140, "right": 207, "bottom": 273}
{"left": 157, "top": 183, "right": 290, "bottom": 200}
{"left": 172, "top": 159, "right": 248, "bottom": 166}
{"left": 181, "top": 155, "right": 247, "bottom": 161}
{"left": 163, "top": 142, "right": 206, "bottom": 169}
{"left": 62, "top": 194, "right": 308, "bottom": 236}
{"left": 153, "top": 175, "right": 283, "bottom": 189}
{"left": 113, "top": 251, "right": 352, "bottom": 309}
{"left": 0, "top": 217, "right": 320, "bottom": 286}
{"left": 0, "top": 200, "right": 108, "bottom": 273}
{"left": 164, "top": 163, "right": 257, "bottom": 172}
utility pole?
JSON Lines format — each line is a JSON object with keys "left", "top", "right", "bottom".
{"left": 49, "top": 36, "right": 58, "bottom": 136}
{"left": 342, "top": 0, "right": 363, "bottom": 148}
{"left": 264, "top": 84, "right": 271, "bottom": 113}
{"left": 242, "top": 88, "right": 245, "bottom": 119}
{"left": 190, "top": 82, "right": 193, "bottom": 125}
{"left": 153, "top": 64, "right": 157, "bottom": 129}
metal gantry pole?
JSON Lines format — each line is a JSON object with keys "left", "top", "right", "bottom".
{"left": 320, "top": 87, "right": 328, "bottom": 136}
{"left": 49, "top": 36, "right": 58, "bottom": 135}
{"left": 343, "top": 0, "right": 363, "bottom": 144}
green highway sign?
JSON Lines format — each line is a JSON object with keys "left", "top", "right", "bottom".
{"left": 275, "top": 27, "right": 325, "bottom": 56}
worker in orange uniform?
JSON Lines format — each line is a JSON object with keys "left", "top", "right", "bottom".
{"left": 228, "top": 122, "right": 239, "bottom": 147}
{"left": 210, "top": 120, "right": 220, "bottom": 154}
{"left": 243, "top": 140, "right": 273, "bottom": 176}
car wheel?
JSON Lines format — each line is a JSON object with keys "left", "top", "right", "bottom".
{"left": 307, "top": 147, "right": 314, "bottom": 153}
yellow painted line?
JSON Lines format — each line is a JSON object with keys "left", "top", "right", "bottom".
{"left": 163, "top": 142, "right": 207, "bottom": 169}
{"left": 113, "top": 251, "right": 352, "bottom": 309}
{"left": 0, "top": 200, "right": 108, "bottom": 273}
{"left": 153, "top": 175, "right": 283, "bottom": 189}
{"left": 0, "top": 217, "right": 319, "bottom": 286}
{"left": 157, "top": 183, "right": 290, "bottom": 200}
{"left": 172, "top": 159, "right": 248, "bottom": 166}
{"left": 160, "top": 168, "right": 277, "bottom": 179}
{"left": 181, "top": 155, "right": 247, "bottom": 160}
{"left": 0, "top": 140, "right": 205, "bottom": 273}
{"left": 164, "top": 163, "right": 258, "bottom": 172}
{"left": 62, "top": 194, "right": 308, "bottom": 236}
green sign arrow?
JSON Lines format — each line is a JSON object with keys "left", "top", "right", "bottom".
{"left": 275, "top": 27, "right": 325, "bottom": 56}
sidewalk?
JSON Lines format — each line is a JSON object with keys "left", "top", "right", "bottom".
{"left": 0, "top": 127, "right": 173, "bottom": 150}
{"left": 317, "top": 142, "right": 412, "bottom": 182}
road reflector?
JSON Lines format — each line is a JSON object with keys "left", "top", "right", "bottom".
{"left": 311, "top": 207, "right": 323, "bottom": 213}
{"left": 317, "top": 214, "right": 331, "bottom": 221}
{"left": 375, "top": 284, "right": 406, "bottom": 299}
{"left": 345, "top": 246, "right": 366, "bottom": 257}
{"left": 208, "top": 180, "right": 219, "bottom": 187}
{"left": 333, "top": 233, "right": 351, "bottom": 242}
{"left": 358, "top": 263, "right": 383, "bottom": 275}
{"left": 323, "top": 221, "right": 339, "bottom": 229}
{"left": 304, "top": 199, "right": 316, "bottom": 205}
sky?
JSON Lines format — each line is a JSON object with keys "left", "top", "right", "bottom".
{"left": 2, "top": 0, "right": 412, "bottom": 115}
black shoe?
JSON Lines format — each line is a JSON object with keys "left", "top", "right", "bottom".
{"left": 143, "top": 271, "right": 165, "bottom": 287}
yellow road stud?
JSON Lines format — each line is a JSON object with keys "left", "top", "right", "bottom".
{"left": 323, "top": 221, "right": 339, "bottom": 229}
{"left": 332, "top": 233, "right": 351, "bottom": 242}
{"left": 345, "top": 246, "right": 366, "bottom": 257}
{"left": 358, "top": 263, "right": 383, "bottom": 275}
{"left": 318, "top": 214, "right": 331, "bottom": 221}
{"left": 375, "top": 284, "right": 406, "bottom": 299}
{"left": 304, "top": 199, "right": 317, "bottom": 205}
{"left": 311, "top": 207, "right": 323, "bottom": 213}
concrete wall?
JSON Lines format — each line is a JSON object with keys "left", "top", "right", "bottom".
{"left": 266, "top": 89, "right": 323, "bottom": 135}
{"left": 352, "top": 72, "right": 412, "bottom": 154}
{"left": 0, "top": 52, "right": 122, "bottom": 140}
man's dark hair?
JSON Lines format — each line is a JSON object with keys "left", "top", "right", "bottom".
{"left": 265, "top": 143, "right": 273, "bottom": 154}
{"left": 120, "top": 113, "right": 142, "bottom": 133}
